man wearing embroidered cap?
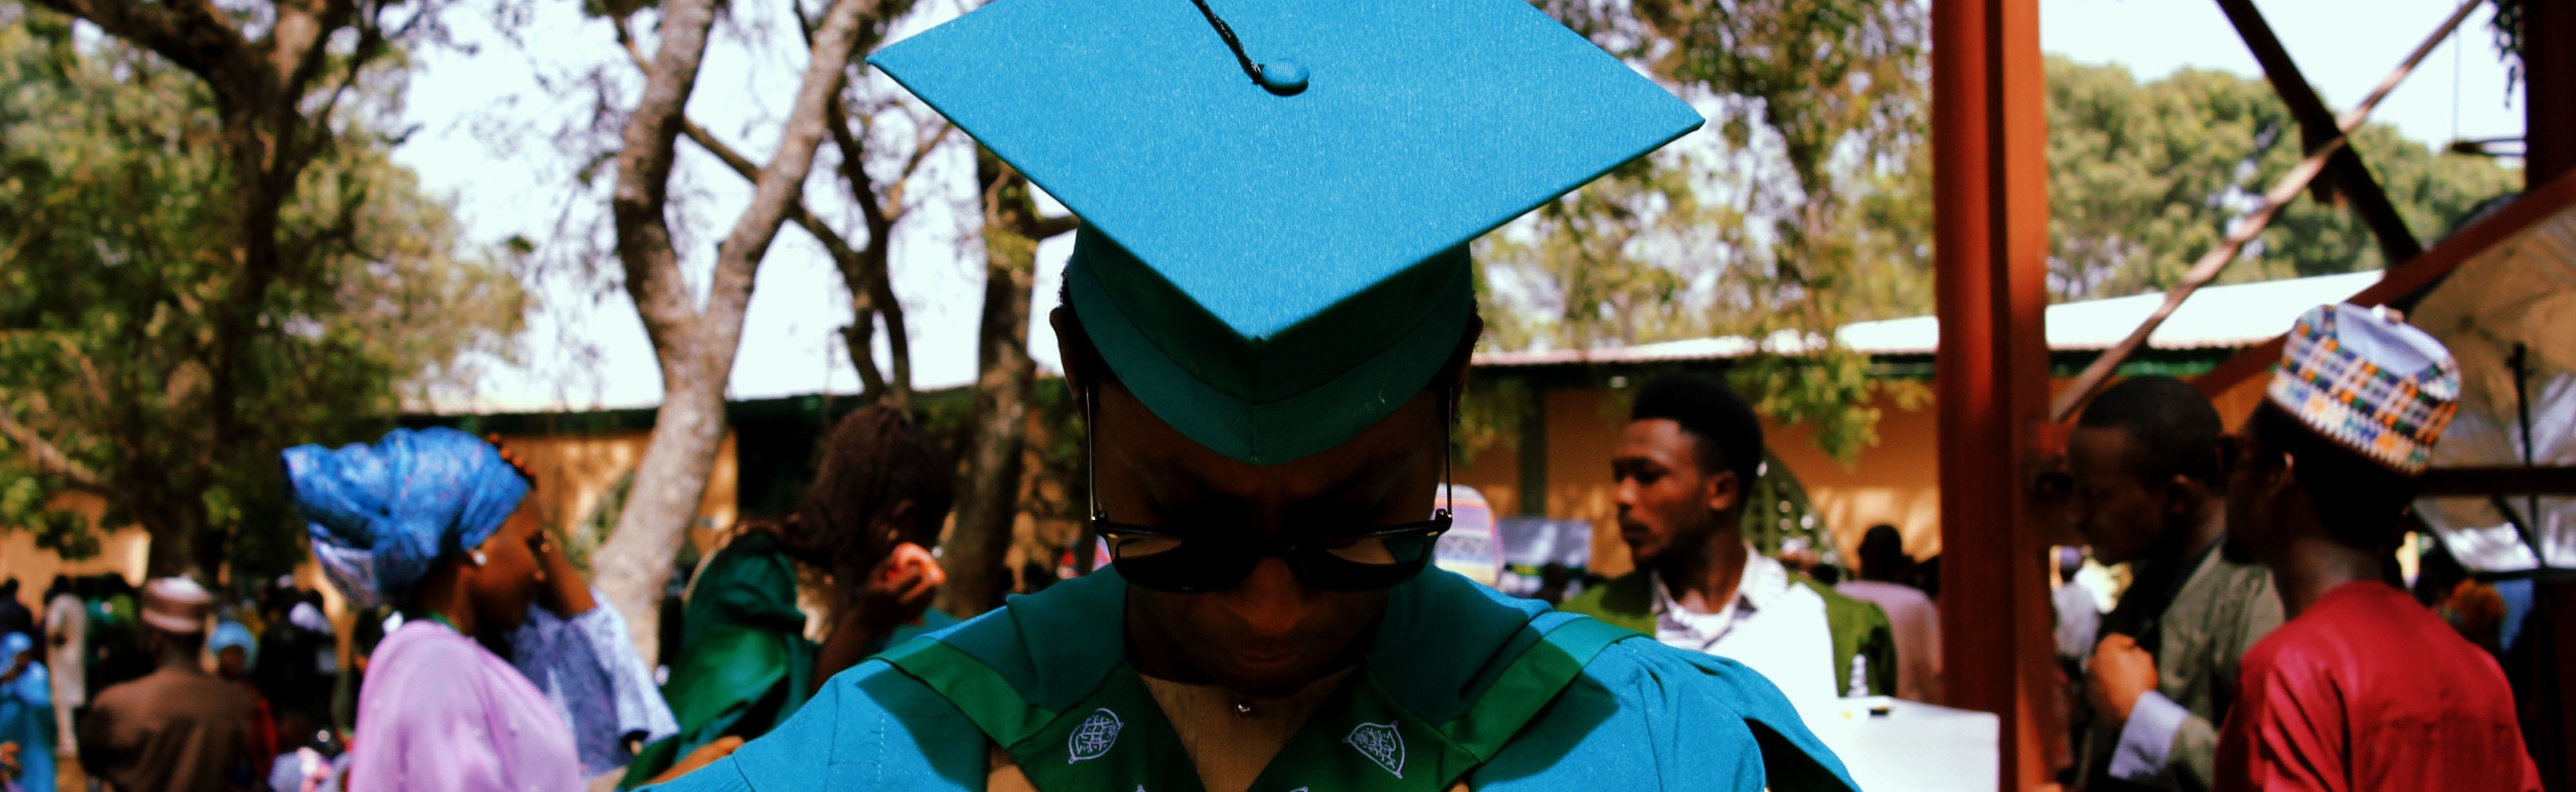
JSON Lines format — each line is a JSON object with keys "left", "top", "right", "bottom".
{"left": 645, "top": 0, "right": 1855, "bottom": 789}
{"left": 2212, "top": 304, "right": 2539, "bottom": 791}
{"left": 77, "top": 578, "right": 261, "bottom": 792}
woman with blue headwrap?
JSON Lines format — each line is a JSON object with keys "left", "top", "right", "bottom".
{"left": 285, "top": 428, "right": 686, "bottom": 791}
{"left": 0, "top": 632, "right": 53, "bottom": 792}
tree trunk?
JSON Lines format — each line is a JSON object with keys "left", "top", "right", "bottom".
{"left": 592, "top": 0, "right": 882, "bottom": 659}
{"left": 589, "top": 363, "right": 731, "bottom": 663}
{"left": 937, "top": 151, "right": 1049, "bottom": 616}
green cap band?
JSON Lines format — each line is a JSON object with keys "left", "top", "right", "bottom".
{"left": 1069, "top": 227, "right": 1471, "bottom": 465}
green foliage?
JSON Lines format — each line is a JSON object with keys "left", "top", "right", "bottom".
{"left": 2488, "top": 0, "right": 2524, "bottom": 92}
{"left": 560, "top": 469, "right": 638, "bottom": 573}
{"left": 1739, "top": 449, "right": 1832, "bottom": 563}
{"left": 1455, "top": 375, "right": 1536, "bottom": 469}
{"left": 1492, "top": 0, "right": 1928, "bottom": 460}
{"left": 0, "top": 5, "right": 526, "bottom": 577}
{"left": 2043, "top": 57, "right": 2521, "bottom": 301}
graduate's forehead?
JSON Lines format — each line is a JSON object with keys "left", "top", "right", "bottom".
{"left": 1100, "top": 384, "right": 1438, "bottom": 519}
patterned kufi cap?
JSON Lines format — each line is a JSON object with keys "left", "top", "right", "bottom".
{"left": 2264, "top": 303, "right": 2462, "bottom": 475}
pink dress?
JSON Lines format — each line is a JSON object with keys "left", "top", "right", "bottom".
{"left": 350, "top": 621, "right": 583, "bottom": 791}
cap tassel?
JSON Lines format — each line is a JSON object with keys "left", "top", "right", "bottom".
{"left": 1186, "top": 0, "right": 1305, "bottom": 95}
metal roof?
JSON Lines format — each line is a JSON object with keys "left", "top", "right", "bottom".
{"left": 1472, "top": 270, "right": 2382, "bottom": 368}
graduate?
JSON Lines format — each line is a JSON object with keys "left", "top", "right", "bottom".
{"left": 645, "top": 0, "right": 1857, "bottom": 789}
{"left": 2213, "top": 305, "right": 2539, "bottom": 791}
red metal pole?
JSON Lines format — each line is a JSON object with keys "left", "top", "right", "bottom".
{"left": 1933, "top": 0, "right": 2058, "bottom": 787}
{"left": 2528, "top": 0, "right": 2574, "bottom": 187}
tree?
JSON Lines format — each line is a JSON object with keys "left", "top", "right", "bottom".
{"left": 2043, "top": 57, "right": 2521, "bottom": 301}
{"left": 0, "top": 2, "right": 524, "bottom": 579}
{"left": 584, "top": 0, "right": 905, "bottom": 657}
{"left": 1492, "top": 0, "right": 1929, "bottom": 459}
{"left": 616, "top": 0, "right": 950, "bottom": 413}
{"left": 14, "top": 0, "right": 454, "bottom": 579}
{"left": 935, "top": 152, "right": 1073, "bottom": 616}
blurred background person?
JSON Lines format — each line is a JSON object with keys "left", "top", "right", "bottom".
{"left": 2413, "top": 542, "right": 2508, "bottom": 657}
{"left": 83, "top": 575, "right": 149, "bottom": 706}
{"left": 1838, "top": 523, "right": 1941, "bottom": 702}
{"left": 78, "top": 577, "right": 258, "bottom": 792}
{"left": 2067, "top": 375, "right": 2280, "bottom": 791}
{"left": 0, "top": 581, "right": 30, "bottom": 645}
{"left": 2054, "top": 546, "right": 2102, "bottom": 670}
{"left": 251, "top": 581, "right": 336, "bottom": 752}
{"left": 502, "top": 479, "right": 681, "bottom": 776}
{"left": 0, "top": 632, "right": 52, "bottom": 792}
{"left": 39, "top": 576, "right": 81, "bottom": 765}
{"left": 2053, "top": 545, "right": 2104, "bottom": 784}
{"left": 622, "top": 405, "right": 952, "bottom": 788}
{"left": 211, "top": 616, "right": 279, "bottom": 783}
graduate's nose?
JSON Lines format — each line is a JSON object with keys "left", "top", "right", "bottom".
{"left": 1219, "top": 558, "right": 1309, "bottom": 637}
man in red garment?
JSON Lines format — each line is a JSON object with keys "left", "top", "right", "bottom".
{"left": 2215, "top": 304, "right": 2538, "bottom": 792}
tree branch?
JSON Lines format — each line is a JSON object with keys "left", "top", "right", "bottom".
{"left": 698, "top": 0, "right": 880, "bottom": 339}
{"left": 824, "top": 100, "right": 916, "bottom": 402}
{"left": 0, "top": 407, "right": 111, "bottom": 495}
{"left": 609, "top": 0, "right": 721, "bottom": 357}
{"left": 26, "top": 0, "right": 245, "bottom": 83}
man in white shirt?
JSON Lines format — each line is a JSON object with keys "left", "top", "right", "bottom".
{"left": 1560, "top": 372, "right": 1897, "bottom": 712}
{"left": 1836, "top": 524, "right": 1941, "bottom": 703}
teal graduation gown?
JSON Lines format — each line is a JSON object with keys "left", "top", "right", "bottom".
{"left": 644, "top": 568, "right": 1857, "bottom": 791}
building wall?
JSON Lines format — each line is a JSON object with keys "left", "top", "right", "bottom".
{"left": 493, "top": 429, "right": 742, "bottom": 560}
{"left": 0, "top": 493, "right": 149, "bottom": 591}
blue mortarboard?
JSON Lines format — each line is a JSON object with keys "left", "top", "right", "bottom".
{"left": 871, "top": 0, "right": 1701, "bottom": 464}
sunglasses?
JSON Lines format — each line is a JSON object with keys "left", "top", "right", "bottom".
{"left": 1081, "top": 386, "right": 1459, "bottom": 594}
{"left": 1095, "top": 511, "right": 1453, "bottom": 594}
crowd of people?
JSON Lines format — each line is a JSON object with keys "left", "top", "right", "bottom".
{"left": 0, "top": 1, "right": 2555, "bottom": 788}
{"left": 0, "top": 297, "right": 2548, "bottom": 792}
{"left": 0, "top": 403, "right": 960, "bottom": 791}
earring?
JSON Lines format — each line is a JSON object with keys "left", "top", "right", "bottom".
{"left": 470, "top": 551, "right": 489, "bottom": 567}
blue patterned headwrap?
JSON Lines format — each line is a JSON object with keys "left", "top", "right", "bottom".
{"left": 283, "top": 428, "right": 530, "bottom": 608}
{"left": 1, "top": 632, "right": 30, "bottom": 663}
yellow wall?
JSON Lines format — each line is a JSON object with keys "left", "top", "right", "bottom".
{"left": 0, "top": 493, "right": 149, "bottom": 590}
{"left": 493, "top": 429, "right": 741, "bottom": 559}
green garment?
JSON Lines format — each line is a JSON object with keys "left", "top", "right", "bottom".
{"left": 1559, "top": 570, "right": 1899, "bottom": 698}
{"left": 621, "top": 534, "right": 955, "bottom": 788}
{"left": 880, "top": 603, "right": 1647, "bottom": 789}
{"left": 2080, "top": 547, "right": 2280, "bottom": 792}
{"left": 641, "top": 567, "right": 1860, "bottom": 791}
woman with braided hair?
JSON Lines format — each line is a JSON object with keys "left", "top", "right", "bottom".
{"left": 621, "top": 405, "right": 954, "bottom": 788}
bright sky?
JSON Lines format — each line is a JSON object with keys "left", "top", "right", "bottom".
{"left": 394, "top": 0, "right": 2528, "bottom": 413}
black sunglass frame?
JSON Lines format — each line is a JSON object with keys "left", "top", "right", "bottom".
{"left": 1079, "top": 381, "right": 1460, "bottom": 594}
{"left": 1094, "top": 510, "right": 1455, "bottom": 593}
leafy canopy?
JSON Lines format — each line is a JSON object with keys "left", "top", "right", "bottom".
{"left": 0, "top": 4, "right": 525, "bottom": 578}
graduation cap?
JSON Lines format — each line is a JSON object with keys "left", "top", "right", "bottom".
{"left": 871, "top": 0, "right": 1701, "bottom": 464}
